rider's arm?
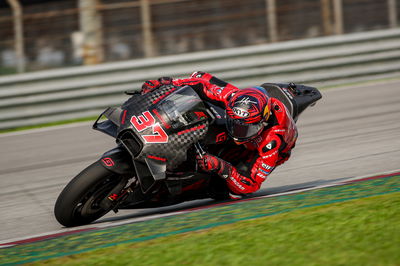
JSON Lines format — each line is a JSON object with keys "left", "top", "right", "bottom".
{"left": 218, "top": 134, "right": 282, "bottom": 195}
{"left": 172, "top": 71, "right": 239, "bottom": 107}
{"left": 141, "top": 72, "right": 239, "bottom": 106}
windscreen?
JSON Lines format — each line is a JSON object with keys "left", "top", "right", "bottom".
{"left": 157, "top": 86, "right": 205, "bottom": 129}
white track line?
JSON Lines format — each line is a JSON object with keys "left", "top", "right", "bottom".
{"left": 1, "top": 169, "right": 398, "bottom": 247}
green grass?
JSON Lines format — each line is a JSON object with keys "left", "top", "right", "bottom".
{"left": 34, "top": 192, "right": 400, "bottom": 266}
{"left": 0, "top": 116, "right": 97, "bottom": 133}
{"left": 0, "top": 66, "right": 16, "bottom": 75}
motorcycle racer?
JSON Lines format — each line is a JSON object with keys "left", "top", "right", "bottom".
{"left": 141, "top": 72, "right": 298, "bottom": 197}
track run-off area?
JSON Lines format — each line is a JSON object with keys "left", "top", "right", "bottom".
{"left": 0, "top": 79, "right": 399, "bottom": 263}
{"left": 1, "top": 172, "right": 400, "bottom": 264}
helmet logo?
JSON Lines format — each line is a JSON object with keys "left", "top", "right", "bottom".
{"left": 232, "top": 107, "right": 250, "bottom": 118}
{"left": 238, "top": 97, "right": 257, "bottom": 105}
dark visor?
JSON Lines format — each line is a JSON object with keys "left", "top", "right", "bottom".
{"left": 226, "top": 118, "right": 263, "bottom": 141}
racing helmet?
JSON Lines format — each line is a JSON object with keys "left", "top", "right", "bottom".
{"left": 225, "top": 87, "right": 271, "bottom": 143}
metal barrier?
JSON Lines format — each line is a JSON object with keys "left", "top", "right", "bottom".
{"left": 1, "top": 28, "right": 400, "bottom": 129}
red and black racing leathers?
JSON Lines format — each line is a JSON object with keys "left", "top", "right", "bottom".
{"left": 143, "top": 72, "right": 298, "bottom": 195}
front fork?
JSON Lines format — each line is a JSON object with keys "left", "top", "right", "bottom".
{"left": 99, "top": 177, "right": 135, "bottom": 212}
{"left": 98, "top": 146, "right": 137, "bottom": 212}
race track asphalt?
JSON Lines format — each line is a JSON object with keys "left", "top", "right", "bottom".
{"left": 1, "top": 80, "right": 399, "bottom": 242}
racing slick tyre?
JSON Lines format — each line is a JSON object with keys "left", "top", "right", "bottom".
{"left": 54, "top": 160, "right": 122, "bottom": 227}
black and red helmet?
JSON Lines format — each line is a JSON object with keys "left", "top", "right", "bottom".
{"left": 226, "top": 87, "right": 271, "bottom": 142}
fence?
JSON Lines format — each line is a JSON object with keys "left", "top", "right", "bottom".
{"left": 1, "top": 0, "right": 399, "bottom": 74}
{"left": 0, "top": 28, "right": 400, "bottom": 130}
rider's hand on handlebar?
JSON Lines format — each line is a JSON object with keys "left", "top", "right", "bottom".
{"left": 158, "top": 77, "right": 173, "bottom": 85}
{"left": 196, "top": 153, "right": 221, "bottom": 173}
{"left": 141, "top": 77, "right": 174, "bottom": 95}
{"left": 141, "top": 80, "right": 161, "bottom": 94}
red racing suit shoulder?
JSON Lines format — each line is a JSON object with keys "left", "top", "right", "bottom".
{"left": 221, "top": 98, "right": 298, "bottom": 195}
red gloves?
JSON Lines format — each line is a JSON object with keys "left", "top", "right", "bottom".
{"left": 141, "top": 80, "right": 161, "bottom": 94}
{"left": 196, "top": 153, "right": 222, "bottom": 173}
{"left": 141, "top": 77, "right": 173, "bottom": 94}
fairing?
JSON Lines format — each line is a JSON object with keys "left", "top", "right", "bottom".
{"left": 260, "top": 83, "right": 322, "bottom": 121}
{"left": 117, "top": 85, "right": 210, "bottom": 171}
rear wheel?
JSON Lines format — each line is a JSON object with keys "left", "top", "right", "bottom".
{"left": 54, "top": 160, "right": 122, "bottom": 227}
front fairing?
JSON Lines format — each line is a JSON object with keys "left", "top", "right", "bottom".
{"left": 117, "top": 85, "right": 210, "bottom": 171}
{"left": 92, "top": 107, "right": 122, "bottom": 138}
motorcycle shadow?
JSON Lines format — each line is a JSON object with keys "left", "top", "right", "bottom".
{"left": 94, "top": 177, "right": 350, "bottom": 225}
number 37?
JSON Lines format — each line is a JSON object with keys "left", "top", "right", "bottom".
{"left": 130, "top": 111, "right": 168, "bottom": 143}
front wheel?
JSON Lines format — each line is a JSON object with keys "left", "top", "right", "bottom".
{"left": 54, "top": 160, "right": 122, "bottom": 227}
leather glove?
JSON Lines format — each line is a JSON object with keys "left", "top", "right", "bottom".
{"left": 158, "top": 76, "right": 173, "bottom": 85}
{"left": 196, "top": 153, "right": 222, "bottom": 173}
{"left": 141, "top": 79, "right": 161, "bottom": 94}
{"left": 141, "top": 77, "right": 174, "bottom": 94}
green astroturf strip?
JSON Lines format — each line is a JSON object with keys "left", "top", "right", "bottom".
{"left": 1, "top": 175, "right": 399, "bottom": 265}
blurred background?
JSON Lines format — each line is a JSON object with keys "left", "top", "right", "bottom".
{"left": 0, "top": 0, "right": 399, "bottom": 129}
{"left": 1, "top": 0, "right": 399, "bottom": 74}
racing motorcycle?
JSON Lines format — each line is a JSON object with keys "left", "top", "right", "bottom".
{"left": 54, "top": 82, "right": 322, "bottom": 227}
